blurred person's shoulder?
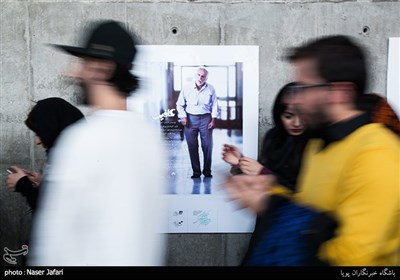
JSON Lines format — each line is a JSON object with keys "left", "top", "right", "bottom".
{"left": 120, "top": 110, "right": 161, "bottom": 135}
{"left": 348, "top": 123, "right": 399, "bottom": 152}
{"left": 54, "top": 117, "right": 88, "bottom": 145}
{"left": 46, "top": 117, "right": 90, "bottom": 164}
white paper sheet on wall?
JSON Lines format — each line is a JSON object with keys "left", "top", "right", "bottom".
{"left": 387, "top": 38, "right": 400, "bottom": 116}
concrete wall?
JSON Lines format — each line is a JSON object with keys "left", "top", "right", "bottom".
{"left": 1, "top": 0, "right": 399, "bottom": 266}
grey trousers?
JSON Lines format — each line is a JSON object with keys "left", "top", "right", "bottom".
{"left": 184, "top": 113, "right": 213, "bottom": 176}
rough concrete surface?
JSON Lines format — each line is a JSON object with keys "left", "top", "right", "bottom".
{"left": 1, "top": 0, "right": 399, "bottom": 266}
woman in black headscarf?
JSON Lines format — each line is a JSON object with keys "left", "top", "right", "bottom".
{"left": 6, "top": 97, "right": 84, "bottom": 213}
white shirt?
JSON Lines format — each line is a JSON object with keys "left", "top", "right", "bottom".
{"left": 176, "top": 83, "right": 219, "bottom": 118}
{"left": 29, "top": 110, "right": 167, "bottom": 266}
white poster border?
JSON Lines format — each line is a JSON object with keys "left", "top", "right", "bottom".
{"left": 130, "top": 45, "right": 259, "bottom": 233}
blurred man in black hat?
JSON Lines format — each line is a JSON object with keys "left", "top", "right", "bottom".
{"left": 29, "top": 20, "right": 167, "bottom": 266}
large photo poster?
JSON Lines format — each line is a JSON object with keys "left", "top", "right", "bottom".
{"left": 128, "top": 46, "right": 259, "bottom": 233}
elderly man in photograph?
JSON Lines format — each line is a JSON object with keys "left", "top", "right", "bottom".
{"left": 176, "top": 67, "right": 219, "bottom": 179}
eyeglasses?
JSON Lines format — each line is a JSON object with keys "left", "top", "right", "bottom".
{"left": 287, "top": 83, "right": 330, "bottom": 94}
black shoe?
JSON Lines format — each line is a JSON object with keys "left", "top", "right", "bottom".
{"left": 191, "top": 174, "right": 201, "bottom": 179}
{"left": 203, "top": 173, "right": 213, "bottom": 178}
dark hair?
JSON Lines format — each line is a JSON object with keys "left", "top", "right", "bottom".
{"left": 107, "top": 63, "right": 139, "bottom": 97}
{"left": 271, "top": 82, "right": 298, "bottom": 135}
{"left": 286, "top": 35, "right": 367, "bottom": 100}
{"left": 260, "top": 82, "right": 299, "bottom": 163}
{"left": 259, "top": 82, "right": 308, "bottom": 190}
{"left": 106, "top": 24, "right": 139, "bottom": 97}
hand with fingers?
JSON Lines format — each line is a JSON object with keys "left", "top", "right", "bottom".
{"left": 180, "top": 117, "right": 187, "bottom": 126}
{"left": 23, "top": 170, "right": 42, "bottom": 187}
{"left": 6, "top": 166, "right": 28, "bottom": 192}
{"left": 222, "top": 144, "right": 242, "bottom": 165}
{"left": 224, "top": 174, "right": 277, "bottom": 213}
{"left": 239, "top": 157, "right": 264, "bottom": 176}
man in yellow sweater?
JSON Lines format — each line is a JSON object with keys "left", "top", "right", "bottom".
{"left": 226, "top": 35, "right": 399, "bottom": 266}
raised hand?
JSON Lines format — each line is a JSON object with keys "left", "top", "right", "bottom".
{"left": 222, "top": 144, "right": 242, "bottom": 165}
{"left": 224, "top": 174, "right": 277, "bottom": 213}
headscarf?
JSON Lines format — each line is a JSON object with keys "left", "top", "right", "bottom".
{"left": 25, "top": 97, "right": 84, "bottom": 152}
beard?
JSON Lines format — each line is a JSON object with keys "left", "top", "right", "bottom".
{"left": 301, "top": 106, "right": 330, "bottom": 136}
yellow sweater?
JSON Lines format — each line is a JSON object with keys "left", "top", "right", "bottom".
{"left": 295, "top": 123, "right": 400, "bottom": 266}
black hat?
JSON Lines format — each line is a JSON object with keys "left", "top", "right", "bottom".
{"left": 53, "top": 20, "right": 136, "bottom": 68}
